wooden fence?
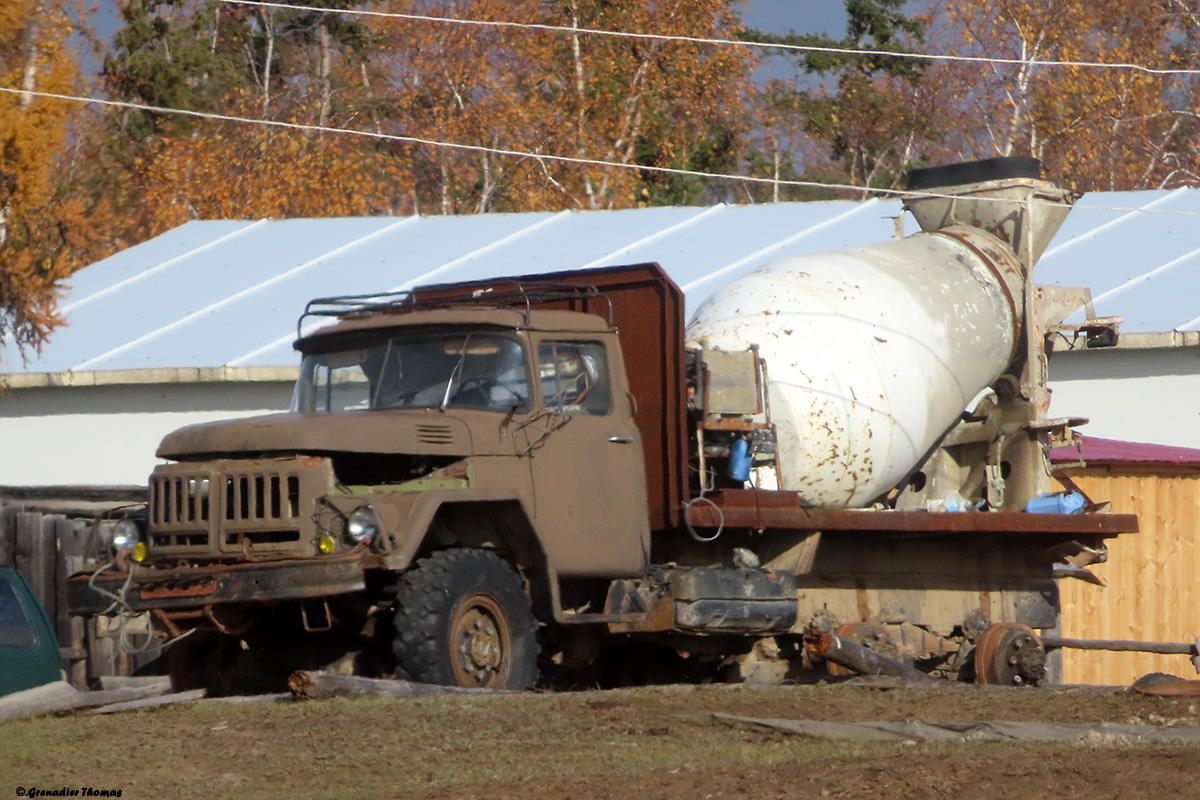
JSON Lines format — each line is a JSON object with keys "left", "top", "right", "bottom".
{"left": 1058, "top": 468, "right": 1200, "bottom": 685}
{"left": 0, "top": 498, "right": 162, "bottom": 687}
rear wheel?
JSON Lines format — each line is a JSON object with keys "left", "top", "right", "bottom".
{"left": 392, "top": 549, "right": 539, "bottom": 690}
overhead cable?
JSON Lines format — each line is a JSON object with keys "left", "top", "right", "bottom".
{"left": 0, "top": 83, "right": 923, "bottom": 197}
{"left": 217, "top": 0, "right": 1200, "bottom": 77}
{"left": 2, "top": 84, "right": 1197, "bottom": 218}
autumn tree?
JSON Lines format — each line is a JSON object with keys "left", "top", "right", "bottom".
{"left": 742, "top": 0, "right": 931, "bottom": 195}
{"left": 99, "top": 0, "right": 401, "bottom": 241}
{"left": 129, "top": 92, "right": 403, "bottom": 231}
{"left": 931, "top": 0, "right": 1200, "bottom": 190}
{"left": 0, "top": 0, "right": 109, "bottom": 363}
{"left": 359, "top": 0, "right": 751, "bottom": 212}
{"left": 105, "top": 0, "right": 251, "bottom": 140}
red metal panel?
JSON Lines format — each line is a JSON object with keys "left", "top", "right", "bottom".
{"left": 685, "top": 489, "right": 1139, "bottom": 536}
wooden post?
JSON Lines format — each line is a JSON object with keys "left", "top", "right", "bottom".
{"left": 15, "top": 512, "right": 56, "bottom": 611}
{"left": 56, "top": 518, "right": 89, "bottom": 688}
{"left": 86, "top": 617, "right": 118, "bottom": 686}
{"left": 0, "top": 503, "right": 21, "bottom": 567}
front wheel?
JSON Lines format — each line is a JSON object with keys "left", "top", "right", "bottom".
{"left": 392, "top": 549, "right": 539, "bottom": 690}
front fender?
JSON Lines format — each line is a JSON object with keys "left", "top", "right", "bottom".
{"left": 324, "top": 489, "right": 566, "bottom": 623}
{"left": 321, "top": 489, "right": 536, "bottom": 570}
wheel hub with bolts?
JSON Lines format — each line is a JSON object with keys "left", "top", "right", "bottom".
{"left": 974, "top": 622, "right": 1046, "bottom": 686}
{"left": 392, "top": 548, "right": 540, "bottom": 691}
{"left": 450, "top": 595, "right": 511, "bottom": 687}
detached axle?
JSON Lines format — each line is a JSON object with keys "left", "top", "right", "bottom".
{"left": 803, "top": 629, "right": 938, "bottom": 685}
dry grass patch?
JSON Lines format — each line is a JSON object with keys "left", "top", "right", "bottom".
{"left": 2, "top": 684, "right": 1199, "bottom": 799}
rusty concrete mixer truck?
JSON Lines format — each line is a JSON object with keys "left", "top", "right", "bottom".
{"left": 70, "top": 157, "right": 1138, "bottom": 692}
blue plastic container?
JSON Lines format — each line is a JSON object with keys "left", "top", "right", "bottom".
{"left": 728, "top": 438, "right": 752, "bottom": 482}
{"left": 1024, "top": 491, "right": 1087, "bottom": 514}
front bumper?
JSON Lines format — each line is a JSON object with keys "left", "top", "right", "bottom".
{"left": 67, "top": 554, "right": 368, "bottom": 615}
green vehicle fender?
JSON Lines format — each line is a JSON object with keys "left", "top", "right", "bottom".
{"left": 0, "top": 566, "right": 64, "bottom": 697}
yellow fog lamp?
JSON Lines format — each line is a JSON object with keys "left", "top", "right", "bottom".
{"left": 318, "top": 532, "right": 337, "bottom": 554}
{"left": 131, "top": 542, "right": 148, "bottom": 562}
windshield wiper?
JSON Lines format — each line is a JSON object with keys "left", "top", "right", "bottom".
{"left": 440, "top": 333, "right": 472, "bottom": 411}
{"left": 370, "top": 338, "right": 394, "bottom": 409}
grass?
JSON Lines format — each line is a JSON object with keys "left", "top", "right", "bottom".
{"left": 4, "top": 684, "right": 1200, "bottom": 799}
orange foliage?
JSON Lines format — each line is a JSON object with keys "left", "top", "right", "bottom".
{"left": 0, "top": 0, "right": 108, "bottom": 363}
{"left": 120, "top": 0, "right": 748, "bottom": 239}
{"left": 129, "top": 91, "right": 407, "bottom": 239}
{"left": 929, "top": 0, "right": 1195, "bottom": 190}
{"left": 363, "top": 0, "right": 749, "bottom": 211}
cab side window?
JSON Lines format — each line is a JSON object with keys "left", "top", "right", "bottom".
{"left": 538, "top": 342, "right": 611, "bottom": 416}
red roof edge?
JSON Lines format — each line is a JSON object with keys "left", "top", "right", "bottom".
{"left": 1049, "top": 436, "right": 1200, "bottom": 464}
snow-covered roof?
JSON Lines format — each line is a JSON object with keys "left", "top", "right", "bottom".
{"left": 5, "top": 189, "right": 1199, "bottom": 375}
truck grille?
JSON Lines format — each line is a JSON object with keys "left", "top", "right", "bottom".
{"left": 153, "top": 476, "right": 212, "bottom": 525}
{"left": 148, "top": 458, "right": 332, "bottom": 559}
{"left": 223, "top": 473, "right": 301, "bottom": 522}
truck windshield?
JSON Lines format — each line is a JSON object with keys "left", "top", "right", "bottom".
{"left": 293, "top": 332, "right": 531, "bottom": 413}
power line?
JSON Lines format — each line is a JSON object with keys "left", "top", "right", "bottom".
{"left": 218, "top": 0, "right": 1200, "bottom": 77}
{"left": 2, "top": 83, "right": 1198, "bottom": 217}
{"left": 0, "top": 83, "right": 905, "bottom": 197}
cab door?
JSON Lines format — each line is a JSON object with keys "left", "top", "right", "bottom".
{"left": 520, "top": 334, "right": 650, "bottom": 578}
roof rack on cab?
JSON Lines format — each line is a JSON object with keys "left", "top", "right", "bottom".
{"left": 297, "top": 279, "right": 611, "bottom": 339}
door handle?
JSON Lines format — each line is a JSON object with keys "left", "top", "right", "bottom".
{"left": 608, "top": 435, "right": 635, "bottom": 444}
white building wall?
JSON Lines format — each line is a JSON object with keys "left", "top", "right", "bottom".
{"left": 1049, "top": 345, "right": 1200, "bottom": 449}
{"left": 0, "top": 380, "right": 294, "bottom": 486}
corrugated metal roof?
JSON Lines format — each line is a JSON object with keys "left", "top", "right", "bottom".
{"left": 1048, "top": 436, "right": 1200, "bottom": 464}
{"left": 4, "top": 189, "right": 1199, "bottom": 374}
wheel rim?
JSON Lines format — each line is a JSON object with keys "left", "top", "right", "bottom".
{"left": 974, "top": 622, "right": 1045, "bottom": 686}
{"left": 449, "top": 594, "right": 512, "bottom": 688}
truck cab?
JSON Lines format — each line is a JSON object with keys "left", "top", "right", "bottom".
{"left": 71, "top": 280, "right": 672, "bottom": 692}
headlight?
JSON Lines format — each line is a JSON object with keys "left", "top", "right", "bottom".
{"left": 346, "top": 506, "right": 380, "bottom": 543}
{"left": 112, "top": 519, "right": 141, "bottom": 552}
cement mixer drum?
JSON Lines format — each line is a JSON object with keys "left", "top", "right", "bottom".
{"left": 685, "top": 228, "right": 1026, "bottom": 508}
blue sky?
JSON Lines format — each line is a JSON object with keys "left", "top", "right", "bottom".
{"left": 743, "top": 1, "right": 847, "bottom": 36}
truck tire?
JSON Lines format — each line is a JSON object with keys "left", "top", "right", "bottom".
{"left": 392, "top": 549, "right": 539, "bottom": 690}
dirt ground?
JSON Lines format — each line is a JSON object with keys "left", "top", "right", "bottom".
{"left": 4, "top": 679, "right": 1200, "bottom": 800}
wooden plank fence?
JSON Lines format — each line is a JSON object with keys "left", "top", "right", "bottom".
{"left": 0, "top": 500, "right": 163, "bottom": 688}
{"left": 1059, "top": 469, "right": 1200, "bottom": 685}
